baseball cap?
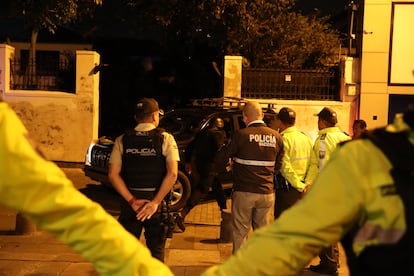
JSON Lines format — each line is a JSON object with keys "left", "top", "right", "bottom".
{"left": 315, "top": 107, "right": 337, "bottom": 124}
{"left": 276, "top": 107, "right": 296, "bottom": 124}
{"left": 135, "top": 98, "right": 164, "bottom": 116}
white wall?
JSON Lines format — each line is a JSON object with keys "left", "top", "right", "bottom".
{"left": 0, "top": 45, "right": 100, "bottom": 162}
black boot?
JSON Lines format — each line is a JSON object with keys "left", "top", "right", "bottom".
{"left": 308, "top": 264, "right": 338, "bottom": 276}
{"left": 174, "top": 214, "right": 186, "bottom": 232}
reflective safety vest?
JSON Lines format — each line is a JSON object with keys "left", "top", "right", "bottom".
{"left": 342, "top": 127, "right": 414, "bottom": 275}
{"left": 305, "top": 126, "right": 350, "bottom": 184}
{"left": 121, "top": 128, "right": 166, "bottom": 189}
{"left": 279, "top": 126, "right": 313, "bottom": 192}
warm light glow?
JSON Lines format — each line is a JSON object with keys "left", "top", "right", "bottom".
{"left": 389, "top": 4, "right": 414, "bottom": 84}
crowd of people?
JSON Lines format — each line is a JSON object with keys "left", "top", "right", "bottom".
{"left": 2, "top": 96, "right": 413, "bottom": 276}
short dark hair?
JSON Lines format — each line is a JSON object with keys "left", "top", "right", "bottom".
{"left": 276, "top": 107, "right": 296, "bottom": 125}
{"left": 315, "top": 107, "right": 338, "bottom": 125}
{"left": 353, "top": 119, "right": 367, "bottom": 129}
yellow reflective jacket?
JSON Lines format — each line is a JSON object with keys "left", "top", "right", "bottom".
{"left": 202, "top": 116, "right": 413, "bottom": 276}
{"left": 0, "top": 102, "right": 172, "bottom": 276}
{"left": 279, "top": 126, "right": 313, "bottom": 192}
{"left": 305, "top": 126, "right": 350, "bottom": 184}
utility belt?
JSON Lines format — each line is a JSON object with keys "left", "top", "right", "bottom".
{"left": 128, "top": 186, "right": 175, "bottom": 238}
{"left": 128, "top": 186, "right": 173, "bottom": 206}
{"left": 128, "top": 186, "right": 170, "bottom": 209}
{"left": 129, "top": 187, "right": 157, "bottom": 201}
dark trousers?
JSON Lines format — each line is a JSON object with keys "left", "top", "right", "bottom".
{"left": 118, "top": 200, "right": 166, "bottom": 262}
{"left": 181, "top": 166, "right": 226, "bottom": 218}
{"left": 212, "top": 177, "right": 227, "bottom": 210}
{"left": 274, "top": 185, "right": 302, "bottom": 219}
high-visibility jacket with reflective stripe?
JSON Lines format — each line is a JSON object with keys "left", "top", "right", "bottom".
{"left": 305, "top": 126, "right": 350, "bottom": 184}
{"left": 342, "top": 126, "right": 414, "bottom": 275}
{"left": 0, "top": 102, "right": 172, "bottom": 276}
{"left": 202, "top": 115, "right": 413, "bottom": 276}
{"left": 279, "top": 126, "right": 313, "bottom": 192}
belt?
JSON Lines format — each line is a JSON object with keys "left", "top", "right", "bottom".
{"left": 129, "top": 187, "right": 156, "bottom": 192}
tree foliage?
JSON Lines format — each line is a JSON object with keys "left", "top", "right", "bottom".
{"left": 3, "top": 0, "right": 102, "bottom": 33}
{"left": 1, "top": 0, "right": 102, "bottom": 88}
{"left": 126, "top": 0, "right": 340, "bottom": 69}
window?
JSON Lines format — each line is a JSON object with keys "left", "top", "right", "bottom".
{"left": 389, "top": 3, "right": 414, "bottom": 85}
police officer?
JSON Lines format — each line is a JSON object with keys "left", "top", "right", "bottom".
{"left": 273, "top": 107, "right": 313, "bottom": 219}
{"left": 0, "top": 100, "right": 173, "bottom": 275}
{"left": 221, "top": 100, "right": 284, "bottom": 253}
{"left": 305, "top": 107, "right": 351, "bottom": 275}
{"left": 175, "top": 117, "right": 228, "bottom": 232}
{"left": 203, "top": 105, "right": 414, "bottom": 276}
{"left": 108, "top": 98, "right": 180, "bottom": 262}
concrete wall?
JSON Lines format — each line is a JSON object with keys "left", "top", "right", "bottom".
{"left": 0, "top": 44, "right": 100, "bottom": 162}
{"left": 359, "top": 0, "right": 414, "bottom": 128}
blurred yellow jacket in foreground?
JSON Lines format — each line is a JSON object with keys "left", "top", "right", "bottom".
{"left": 203, "top": 113, "right": 414, "bottom": 275}
{"left": 0, "top": 102, "right": 173, "bottom": 276}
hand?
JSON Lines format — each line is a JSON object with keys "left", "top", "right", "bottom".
{"left": 130, "top": 199, "right": 150, "bottom": 213}
{"left": 136, "top": 201, "right": 159, "bottom": 221}
{"left": 185, "top": 163, "right": 192, "bottom": 174}
{"left": 301, "top": 183, "right": 311, "bottom": 197}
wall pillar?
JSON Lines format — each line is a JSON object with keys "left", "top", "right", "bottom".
{"left": 0, "top": 44, "right": 14, "bottom": 100}
{"left": 223, "top": 56, "right": 242, "bottom": 98}
{"left": 76, "top": 50, "right": 100, "bottom": 143}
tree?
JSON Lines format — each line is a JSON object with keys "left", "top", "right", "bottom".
{"left": 131, "top": 0, "right": 341, "bottom": 69}
{"left": 2, "top": 0, "right": 102, "bottom": 88}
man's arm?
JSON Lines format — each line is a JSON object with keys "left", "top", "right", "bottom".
{"left": 136, "top": 159, "right": 178, "bottom": 221}
{"left": 137, "top": 132, "right": 179, "bottom": 221}
{"left": 202, "top": 142, "right": 366, "bottom": 276}
{"left": 274, "top": 134, "right": 285, "bottom": 172}
{"left": 108, "top": 163, "right": 149, "bottom": 212}
{"left": 0, "top": 103, "right": 173, "bottom": 276}
{"left": 304, "top": 138, "right": 320, "bottom": 185}
{"left": 280, "top": 147, "right": 306, "bottom": 192}
{"left": 108, "top": 139, "right": 149, "bottom": 212}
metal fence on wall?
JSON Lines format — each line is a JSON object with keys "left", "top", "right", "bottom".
{"left": 242, "top": 67, "right": 340, "bottom": 100}
{"left": 9, "top": 57, "right": 75, "bottom": 92}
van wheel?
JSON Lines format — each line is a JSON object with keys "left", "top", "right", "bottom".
{"left": 170, "top": 170, "right": 191, "bottom": 212}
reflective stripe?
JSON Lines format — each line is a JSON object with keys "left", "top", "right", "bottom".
{"left": 233, "top": 157, "right": 275, "bottom": 166}
{"left": 354, "top": 223, "right": 405, "bottom": 254}
{"left": 290, "top": 156, "right": 310, "bottom": 162}
{"left": 318, "top": 134, "right": 326, "bottom": 172}
{"left": 129, "top": 187, "right": 156, "bottom": 191}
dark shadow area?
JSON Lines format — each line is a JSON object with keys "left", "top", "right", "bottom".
{"left": 79, "top": 184, "right": 122, "bottom": 216}
{"left": 200, "top": 238, "right": 228, "bottom": 244}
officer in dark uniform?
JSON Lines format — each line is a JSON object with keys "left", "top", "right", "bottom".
{"left": 221, "top": 100, "right": 284, "bottom": 253}
{"left": 175, "top": 117, "right": 228, "bottom": 232}
{"left": 108, "top": 98, "right": 180, "bottom": 262}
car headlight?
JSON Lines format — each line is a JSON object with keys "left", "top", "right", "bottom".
{"left": 84, "top": 141, "right": 97, "bottom": 166}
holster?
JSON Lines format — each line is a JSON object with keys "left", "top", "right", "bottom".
{"left": 160, "top": 191, "right": 174, "bottom": 238}
{"left": 274, "top": 174, "right": 290, "bottom": 191}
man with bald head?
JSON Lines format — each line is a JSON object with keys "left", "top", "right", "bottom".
{"left": 221, "top": 100, "right": 284, "bottom": 253}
